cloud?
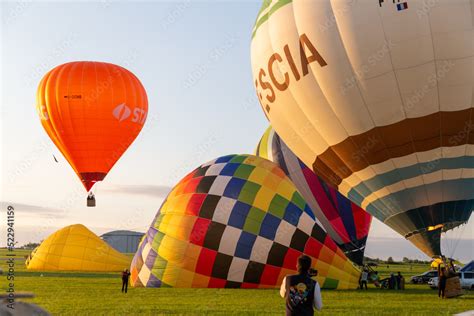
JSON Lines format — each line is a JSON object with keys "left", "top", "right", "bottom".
{"left": 99, "top": 184, "right": 172, "bottom": 198}
{"left": 0, "top": 201, "right": 65, "bottom": 218}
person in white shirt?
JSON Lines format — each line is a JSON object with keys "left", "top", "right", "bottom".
{"left": 360, "top": 269, "right": 368, "bottom": 290}
{"left": 280, "top": 255, "right": 323, "bottom": 315}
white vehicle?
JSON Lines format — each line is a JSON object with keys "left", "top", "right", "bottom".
{"left": 459, "top": 260, "right": 474, "bottom": 290}
{"left": 428, "top": 277, "right": 438, "bottom": 289}
{"left": 428, "top": 272, "right": 474, "bottom": 290}
{"left": 460, "top": 271, "right": 474, "bottom": 290}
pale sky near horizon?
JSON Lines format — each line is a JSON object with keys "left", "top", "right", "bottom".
{"left": 1, "top": 1, "right": 472, "bottom": 262}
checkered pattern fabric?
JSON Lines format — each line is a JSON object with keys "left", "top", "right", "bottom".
{"left": 130, "top": 155, "right": 360, "bottom": 289}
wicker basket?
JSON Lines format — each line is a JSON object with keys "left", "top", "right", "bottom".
{"left": 445, "top": 276, "right": 462, "bottom": 298}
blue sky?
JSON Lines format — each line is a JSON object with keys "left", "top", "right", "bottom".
{"left": 1, "top": 1, "right": 472, "bottom": 262}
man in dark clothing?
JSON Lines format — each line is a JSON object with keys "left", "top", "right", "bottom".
{"left": 122, "top": 269, "right": 131, "bottom": 293}
{"left": 396, "top": 272, "right": 404, "bottom": 290}
{"left": 280, "top": 255, "right": 322, "bottom": 315}
{"left": 438, "top": 267, "right": 447, "bottom": 298}
{"left": 389, "top": 273, "right": 396, "bottom": 289}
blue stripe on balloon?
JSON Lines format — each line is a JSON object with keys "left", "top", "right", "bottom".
{"left": 347, "top": 156, "right": 474, "bottom": 205}
{"left": 273, "top": 135, "right": 290, "bottom": 175}
{"left": 365, "top": 178, "right": 474, "bottom": 221}
{"left": 336, "top": 192, "right": 356, "bottom": 241}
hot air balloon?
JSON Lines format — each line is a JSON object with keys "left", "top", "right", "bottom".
{"left": 131, "top": 154, "right": 360, "bottom": 289}
{"left": 25, "top": 224, "right": 130, "bottom": 271}
{"left": 36, "top": 61, "right": 148, "bottom": 206}
{"left": 256, "top": 126, "right": 372, "bottom": 265}
{"left": 250, "top": 1, "right": 473, "bottom": 257}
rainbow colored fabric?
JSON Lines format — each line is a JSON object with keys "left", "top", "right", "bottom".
{"left": 131, "top": 154, "right": 360, "bottom": 289}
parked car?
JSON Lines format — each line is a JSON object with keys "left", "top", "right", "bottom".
{"left": 410, "top": 270, "right": 438, "bottom": 284}
{"left": 428, "top": 272, "right": 474, "bottom": 290}
{"left": 460, "top": 271, "right": 474, "bottom": 289}
{"left": 428, "top": 277, "right": 438, "bottom": 289}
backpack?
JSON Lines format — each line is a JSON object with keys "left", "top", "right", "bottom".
{"left": 286, "top": 274, "right": 316, "bottom": 315}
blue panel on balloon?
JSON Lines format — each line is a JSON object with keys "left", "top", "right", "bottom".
{"left": 215, "top": 155, "right": 236, "bottom": 164}
{"left": 228, "top": 201, "right": 251, "bottom": 229}
{"left": 260, "top": 213, "right": 281, "bottom": 240}
{"left": 284, "top": 202, "right": 302, "bottom": 225}
{"left": 235, "top": 231, "right": 257, "bottom": 259}
{"left": 223, "top": 178, "right": 246, "bottom": 199}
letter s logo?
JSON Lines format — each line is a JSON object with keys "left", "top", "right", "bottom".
{"left": 113, "top": 103, "right": 131, "bottom": 122}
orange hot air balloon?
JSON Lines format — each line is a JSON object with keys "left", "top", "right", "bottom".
{"left": 36, "top": 61, "right": 148, "bottom": 205}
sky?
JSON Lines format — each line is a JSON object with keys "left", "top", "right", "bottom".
{"left": 0, "top": 1, "right": 472, "bottom": 262}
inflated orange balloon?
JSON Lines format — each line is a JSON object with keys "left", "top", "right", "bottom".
{"left": 36, "top": 61, "right": 148, "bottom": 192}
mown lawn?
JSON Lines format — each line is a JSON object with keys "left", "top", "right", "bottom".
{"left": 1, "top": 249, "right": 473, "bottom": 315}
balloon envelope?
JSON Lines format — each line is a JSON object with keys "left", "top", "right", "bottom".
{"left": 131, "top": 154, "right": 360, "bottom": 289}
{"left": 250, "top": 0, "right": 473, "bottom": 257}
{"left": 256, "top": 126, "right": 372, "bottom": 265}
{"left": 36, "top": 61, "right": 148, "bottom": 191}
{"left": 25, "top": 224, "right": 130, "bottom": 271}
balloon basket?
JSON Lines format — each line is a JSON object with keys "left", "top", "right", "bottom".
{"left": 87, "top": 194, "right": 96, "bottom": 207}
{"left": 445, "top": 276, "right": 463, "bottom": 298}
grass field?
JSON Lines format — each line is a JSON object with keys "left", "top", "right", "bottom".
{"left": 1, "top": 249, "right": 473, "bottom": 315}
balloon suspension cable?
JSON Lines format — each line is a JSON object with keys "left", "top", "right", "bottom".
{"left": 444, "top": 222, "right": 467, "bottom": 259}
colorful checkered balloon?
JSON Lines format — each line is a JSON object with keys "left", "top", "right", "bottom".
{"left": 130, "top": 154, "right": 360, "bottom": 289}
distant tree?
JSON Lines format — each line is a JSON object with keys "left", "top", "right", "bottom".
{"left": 22, "top": 242, "right": 40, "bottom": 249}
{"left": 387, "top": 256, "right": 395, "bottom": 264}
{"left": 402, "top": 257, "right": 410, "bottom": 263}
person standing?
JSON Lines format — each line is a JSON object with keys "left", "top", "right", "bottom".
{"left": 371, "top": 271, "right": 380, "bottom": 288}
{"left": 389, "top": 273, "right": 396, "bottom": 289}
{"left": 396, "top": 272, "right": 405, "bottom": 290}
{"left": 359, "top": 269, "right": 368, "bottom": 290}
{"left": 438, "top": 268, "right": 447, "bottom": 299}
{"left": 280, "top": 255, "right": 323, "bottom": 315}
{"left": 122, "top": 269, "right": 131, "bottom": 293}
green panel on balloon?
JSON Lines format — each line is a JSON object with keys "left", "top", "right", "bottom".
{"left": 268, "top": 194, "right": 289, "bottom": 219}
{"left": 239, "top": 181, "right": 261, "bottom": 205}
{"left": 291, "top": 192, "right": 306, "bottom": 210}
{"left": 322, "top": 278, "right": 339, "bottom": 289}
{"left": 243, "top": 207, "right": 266, "bottom": 235}
{"left": 234, "top": 164, "right": 255, "bottom": 180}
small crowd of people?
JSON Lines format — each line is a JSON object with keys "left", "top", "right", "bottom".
{"left": 359, "top": 268, "right": 405, "bottom": 290}
{"left": 379, "top": 272, "right": 405, "bottom": 290}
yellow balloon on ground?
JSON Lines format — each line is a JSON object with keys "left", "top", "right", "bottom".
{"left": 26, "top": 224, "right": 130, "bottom": 271}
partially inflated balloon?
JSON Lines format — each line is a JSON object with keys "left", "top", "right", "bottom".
{"left": 36, "top": 61, "right": 148, "bottom": 192}
{"left": 256, "top": 127, "right": 372, "bottom": 265}
{"left": 251, "top": 0, "right": 473, "bottom": 257}
{"left": 131, "top": 155, "right": 360, "bottom": 289}
{"left": 25, "top": 224, "right": 130, "bottom": 271}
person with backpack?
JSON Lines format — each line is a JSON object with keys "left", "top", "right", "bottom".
{"left": 280, "top": 255, "right": 323, "bottom": 315}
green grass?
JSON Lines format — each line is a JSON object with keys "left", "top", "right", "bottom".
{"left": 1, "top": 249, "right": 473, "bottom": 315}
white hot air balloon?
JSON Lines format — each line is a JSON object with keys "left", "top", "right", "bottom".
{"left": 250, "top": 0, "right": 473, "bottom": 257}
